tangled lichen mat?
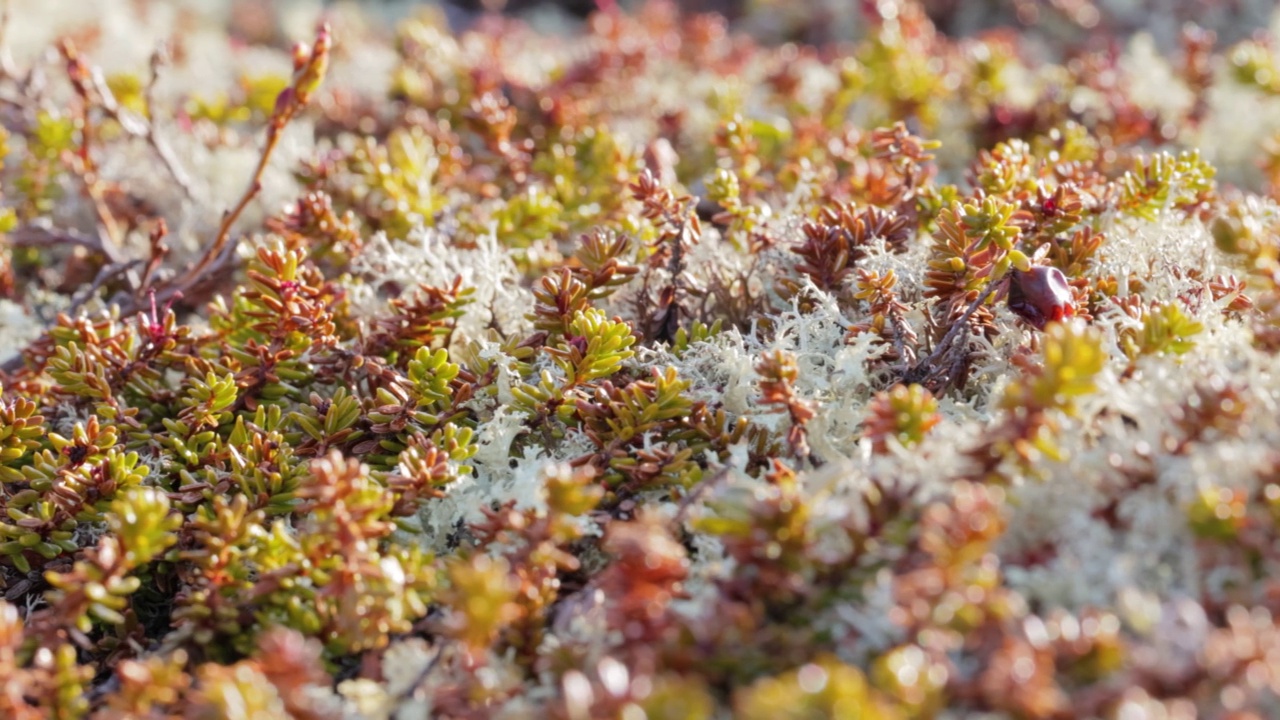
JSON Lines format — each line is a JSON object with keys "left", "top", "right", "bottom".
{"left": 3, "top": 0, "right": 1280, "bottom": 717}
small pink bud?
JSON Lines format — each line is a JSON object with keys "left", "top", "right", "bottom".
{"left": 272, "top": 86, "right": 295, "bottom": 117}
{"left": 1008, "top": 266, "right": 1075, "bottom": 330}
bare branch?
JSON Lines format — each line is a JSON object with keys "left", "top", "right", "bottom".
{"left": 7, "top": 223, "right": 122, "bottom": 264}
{"left": 68, "top": 259, "right": 144, "bottom": 313}
{"left": 86, "top": 43, "right": 197, "bottom": 202}
{"left": 153, "top": 22, "right": 332, "bottom": 311}
{"left": 902, "top": 280, "right": 1001, "bottom": 386}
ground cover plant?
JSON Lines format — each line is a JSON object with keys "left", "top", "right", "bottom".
{"left": 5, "top": 0, "right": 1280, "bottom": 716}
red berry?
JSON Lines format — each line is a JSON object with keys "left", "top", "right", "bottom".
{"left": 1007, "top": 266, "right": 1075, "bottom": 330}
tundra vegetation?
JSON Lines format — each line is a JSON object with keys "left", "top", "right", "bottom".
{"left": 2, "top": 0, "right": 1280, "bottom": 717}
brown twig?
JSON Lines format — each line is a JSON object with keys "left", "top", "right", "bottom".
{"left": 397, "top": 642, "right": 447, "bottom": 703}
{"left": 164, "top": 22, "right": 332, "bottom": 305}
{"left": 58, "top": 39, "right": 128, "bottom": 259}
{"left": 902, "top": 280, "right": 1001, "bottom": 386}
{"left": 102, "top": 22, "right": 333, "bottom": 322}
{"left": 138, "top": 218, "right": 170, "bottom": 291}
{"left": 674, "top": 464, "right": 732, "bottom": 524}
{"left": 107, "top": 44, "right": 197, "bottom": 202}
{"left": 1, "top": 26, "right": 331, "bottom": 375}
{"left": 8, "top": 223, "right": 122, "bottom": 264}
{"left": 68, "top": 259, "right": 144, "bottom": 313}
{"left": 56, "top": 36, "right": 198, "bottom": 205}
{"left": 886, "top": 303, "right": 917, "bottom": 369}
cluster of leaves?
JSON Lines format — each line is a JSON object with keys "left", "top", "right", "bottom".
{"left": 4, "top": 0, "right": 1280, "bottom": 717}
